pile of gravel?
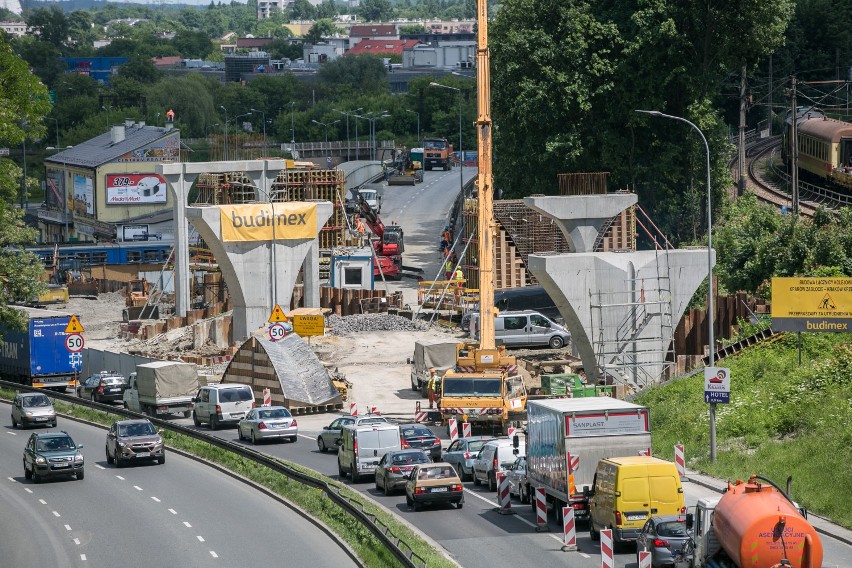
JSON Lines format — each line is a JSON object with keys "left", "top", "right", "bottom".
{"left": 326, "top": 313, "right": 427, "bottom": 336}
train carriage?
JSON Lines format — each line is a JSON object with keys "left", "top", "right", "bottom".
{"left": 785, "top": 111, "right": 852, "bottom": 190}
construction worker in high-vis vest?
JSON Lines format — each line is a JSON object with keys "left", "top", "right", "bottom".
{"left": 427, "top": 368, "right": 438, "bottom": 409}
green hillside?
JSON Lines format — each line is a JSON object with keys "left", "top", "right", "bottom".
{"left": 635, "top": 333, "right": 852, "bottom": 528}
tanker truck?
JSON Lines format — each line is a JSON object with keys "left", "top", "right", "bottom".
{"left": 674, "top": 475, "right": 822, "bottom": 568}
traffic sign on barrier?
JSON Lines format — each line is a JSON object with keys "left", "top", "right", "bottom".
{"left": 65, "top": 333, "right": 84, "bottom": 353}
{"left": 600, "top": 528, "right": 614, "bottom": 568}
{"left": 562, "top": 506, "right": 577, "bottom": 551}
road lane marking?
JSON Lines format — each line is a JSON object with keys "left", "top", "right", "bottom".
{"left": 39, "top": 499, "right": 47, "bottom": 505}
{"left": 73, "top": 538, "right": 80, "bottom": 545}
{"left": 8, "top": 476, "right": 15, "bottom": 482}
{"left": 168, "top": 508, "right": 177, "bottom": 515}
{"left": 133, "top": 485, "right": 143, "bottom": 491}
{"left": 463, "top": 489, "right": 565, "bottom": 544}
{"left": 151, "top": 496, "right": 161, "bottom": 502}
{"left": 7, "top": 431, "right": 16, "bottom": 435}
{"left": 52, "top": 511, "right": 61, "bottom": 517}
{"left": 183, "top": 521, "right": 192, "bottom": 528}
{"left": 81, "top": 554, "right": 86, "bottom": 561}
{"left": 197, "top": 536, "right": 205, "bottom": 542}
{"left": 209, "top": 551, "right": 218, "bottom": 558}
{"left": 65, "top": 525, "right": 71, "bottom": 531}
{"left": 95, "top": 464, "right": 105, "bottom": 470}
{"left": 25, "top": 488, "right": 32, "bottom": 494}
{"left": 298, "top": 434, "right": 314, "bottom": 441}
{"left": 115, "top": 475, "right": 124, "bottom": 480}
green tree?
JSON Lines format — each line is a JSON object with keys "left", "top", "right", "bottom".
{"left": 146, "top": 73, "right": 218, "bottom": 137}
{"left": 67, "top": 11, "right": 97, "bottom": 52}
{"left": 291, "top": 0, "right": 317, "bottom": 20}
{"left": 266, "top": 38, "right": 302, "bottom": 61}
{"left": 0, "top": 40, "right": 50, "bottom": 324}
{"left": 316, "top": 0, "right": 338, "bottom": 19}
{"left": 399, "top": 24, "right": 426, "bottom": 35}
{"left": 317, "top": 55, "right": 387, "bottom": 94}
{"left": 253, "top": 19, "right": 292, "bottom": 39}
{"left": 118, "top": 55, "right": 162, "bottom": 84}
{"left": 358, "top": 0, "right": 394, "bottom": 22}
{"left": 25, "top": 6, "right": 69, "bottom": 50}
{"left": 172, "top": 29, "right": 214, "bottom": 59}
{"left": 305, "top": 19, "right": 341, "bottom": 44}
{"left": 12, "top": 36, "right": 65, "bottom": 88}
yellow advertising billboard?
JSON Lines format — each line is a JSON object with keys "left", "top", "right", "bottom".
{"left": 771, "top": 277, "right": 852, "bottom": 332}
{"left": 219, "top": 203, "right": 317, "bottom": 242}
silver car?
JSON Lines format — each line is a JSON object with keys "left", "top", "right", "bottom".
{"left": 238, "top": 406, "right": 298, "bottom": 444}
{"left": 317, "top": 415, "right": 356, "bottom": 452}
{"left": 441, "top": 436, "right": 495, "bottom": 480}
{"left": 106, "top": 419, "right": 165, "bottom": 467}
{"left": 636, "top": 515, "right": 692, "bottom": 568}
{"left": 11, "top": 393, "right": 57, "bottom": 429}
{"left": 506, "top": 456, "right": 529, "bottom": 503}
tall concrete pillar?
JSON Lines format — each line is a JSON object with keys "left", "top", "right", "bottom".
{"left": 302, "top": 239, "right": 320, "bottom": 307}
{"left": 158, "top": 163, "right": 192, "bottom": 317}
{"left": 524, "top": 194, "right": 637, "bottom": 252}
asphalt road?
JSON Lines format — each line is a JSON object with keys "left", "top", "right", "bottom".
{"left": 0, "top": 408, "right": 357, "bottom": 568}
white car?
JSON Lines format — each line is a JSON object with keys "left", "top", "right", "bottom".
{"left": 237, "top": 406, "right": 298, "bottom": 444}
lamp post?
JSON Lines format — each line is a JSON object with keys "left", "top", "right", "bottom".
{"left": 637, "top": 109, "right": 716, "bottom": 462}
{"left": 405, "top": 109, "right": 420, "bottom": 145}
{"left": 101, "top": 105, "right": 111, "bottom": 131}
{"left": 430, "top": 82, "right": 464, "bottom": 196}
{"left": 355, "top": 112, "right": 389, "bottom": 161}
{"left": 219, "top": 105, "right": 229, "bottom": 161}
{"left": 45, "top": 117, "right": 60, "bottom": 148}
{"left": 251, "top": 108, "right": 267, "bottom": 154}
{"left": 312, "top": 119, "right": 339, "bottom": 144}
{"left": 287, "top": 101, "right": 296, "bottom": 153}
{"left": 332, "top": 107, "right": 362, "bottom": 161}
{"left": 233, "top": 113, "right": 251, "bottom": 160}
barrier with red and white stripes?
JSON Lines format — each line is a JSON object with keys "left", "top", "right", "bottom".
{"left": 567, "top": 453, "right": 579, "bottom": 472}
{"left": 507, "top": 426, "right": 516, "bottom": 439}
{"left": 203, "top": 354, "right": 233, "bottom": 366}
{"left": 562, "top": 506, "right": 577, "bottom": 551}
{"left": 349, "top": 402, "right": 358, "bottom": 416}
{"left": 262, "top": 388, "right": 271, "bottom": 407}
{"left": 638, "top": 448, "right": 651, "bottom": 457}
{"left": 535, "top": 488, "right": 547, "bottom": 529}
{"left": 370, "top": 406, "right": 380, "bottom": 415}
{"left": 638, "top": 550, "right": 651, "bottom": 568}
{"left": 414, "top": 402, "right": 429, "bottom": 423}
{"left": 448, "top": 418, "right": 458, "bottom": 442}
{"left": 600, "top": 528, "right": 614, "bottom": 568}
{"left": 674, "top": 443, "right": 686, "bottom": 477}
{"left": 496, "top": 472, "right": 512, "bottom": 514}
{"left": 461, "top": 422, "right": 471, "bottom": 438}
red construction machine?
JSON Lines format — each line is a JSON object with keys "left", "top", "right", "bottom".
{"left": 357, "top": 194, "right": 404, "bottom": 279}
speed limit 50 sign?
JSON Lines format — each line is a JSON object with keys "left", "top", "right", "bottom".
{"left": 65, "top": 333, "right": 84, "bottom": 352}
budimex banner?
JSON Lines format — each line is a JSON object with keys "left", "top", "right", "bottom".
{"left": 219, "top": 203, "right": 317, "bottom": 242}
{"left": 771, "top": 277, "right": 852, "bottom": 332}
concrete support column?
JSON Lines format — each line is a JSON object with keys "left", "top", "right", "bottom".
{"left": 159, "top": 163, "right": 191, "bottom": 317}
{"left": 302, "top": 239, "right": 320, "bottom": 308}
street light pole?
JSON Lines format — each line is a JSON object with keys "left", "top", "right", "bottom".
{"left": 637, "top": 109, "right": 716, "bottom": 462}
{"left": 234, "top": 113, "right": 251, "bottom": 160}
{"left": 251, "top": 108, "right": 267, "bottom": 154}
{"left": 219, "top": 106, "right": 229, "bottom": 161}
{"left": 333, "top": 107, "right": 362, "bottom": 161}
{"left": 312, "top": 119, "right": 340, "bottom": 144}
{"left": 430, "top": 82, "right": 464, "bottom": 196}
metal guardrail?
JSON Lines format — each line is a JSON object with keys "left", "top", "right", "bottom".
{"left": 0, "top": 379, "right": 427, "bottom": 568}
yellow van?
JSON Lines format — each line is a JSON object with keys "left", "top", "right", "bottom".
{"left": 587, "top": 456, "right": 685, "bottom": 546}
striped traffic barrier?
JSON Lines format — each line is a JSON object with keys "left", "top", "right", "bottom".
{"left": 600, "top": 528, "right": 614, "bottom": 568}
{"left": 370, "top": 406, "right": 380, "bottom": 415}
{"left": 414, "top": 402, "right": 429, "bottom": 423}
{"left": 534, "top": 488, "right": 548, "bottom": 531}
{"left": 638, "top": 448, "right": 651, "bottom": 456}
{"left": 638, "top": 550, "right": 651, "bottom": 568}
{"left": 674, "top": 443, "right": 686, "bottom": 478}
{"left": 507, "top": 426, "right": 516, "bottom": 439}
{"left": 349, "top": 402, "right": 357, "bottom": 416}
{"left": 496, "top": 472, "right": 513, "bottom": 515}
{"left": 448, "top": 418, "right": 458, "bottom": 442}
{"left": 561, "top": 506, "right": 577, "bottom": 551}
{"left": 262, "top": 388, "right": 271, "bottom": 407}
{"left": 461, "top": 422, "right": 471, "bottom": 438}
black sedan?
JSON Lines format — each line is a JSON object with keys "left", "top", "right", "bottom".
{"left": 78, "top": 373, "right": 128, "bottom": 403}
{"left": 374, "top": 450, "right": 431, "bottom": 495}
{"left": 400, "top": 424, "right": 442, "bottom": 461}
{"left": 636, "top": 515, "right": 692, "bottom": 568}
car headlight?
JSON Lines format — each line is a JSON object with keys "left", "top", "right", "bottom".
{"left": 35, "top": 456, "right": 46, "bottom": 464}
{"left": 74, "top": 453, "right": 83, "bottom": 463}
{"left": 25, "top": 412, "right": 34, "bottom": 417}
{"left": 154, "top": 440, "right": 163, "bottom": 448}
{"left": 117, "top": 441, "right": 127, "bottom": 448}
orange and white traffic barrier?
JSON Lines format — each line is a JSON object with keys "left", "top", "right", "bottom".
{"left": 600, "top": 528, "right": 614, "bottom": 568}
{"left": 674, "top": 443, "right": 685, "bottom": 477}
{"left": 370, "top": 405, "right": 380, "bottom": 415}
{"left": 414, "top": 402, "right": 429, "bottom": 423}
{"left": 349, "top": 402, "right": 357, "bottom": 416}
{"left": 448, "top": 418, "right": 458, "bottom": 442}
{"left": 496, "top": 472, "right": 512, "bottom": 515}
{"left": 461, "top": 422, "right": 471, "bottom": 438}
{"left": 262, "top": 388, "right": 271, "bottom": 407}
{"left": 561, "top": 506, "right": 577, "bottom": 551}
{"left": 638, "top": 550, "right": 651, "bottom": 568}
{"left": 535, "top": 488, "right": 547, "bottom": 530}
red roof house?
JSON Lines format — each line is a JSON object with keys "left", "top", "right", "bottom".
{"left": 347, "top": 39, "right": 420, "bottom": 57}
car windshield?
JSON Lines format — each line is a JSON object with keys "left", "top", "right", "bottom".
{"left": 219, "top": 388, "right": 253, "bottom": 402}
{"left": 101, "top": 377, "right": 126, "bottom": 385}
{"left": 23, "top": 395, "right": 50, "bottom": 408}
{"left": 417, "top": 466, "right": 455, "bottom": 480}
{"left": 657, "top": 521, "right": 689, "bottom": 537}
{"left": 119, "top": 422, "right": 156, "bottom": 437}
{"left": 424, "top": 140, "right": 446, "bottom": 150}
{"left": 258, "top": 408, "right": 291, "bottom": 419}
{"left": 37, "top": 436, "right": 75, "bottom": 451}
{"left": 442, "top": 378, "right": 502, "bottom": 397}
{"left": 467, "top": 439, "right": 491, "bottom": 452}
{"left": 357, "top": 417, "right": 388, "bottom": 425}
{"left": 392, "top": 452, "right": 429, "bottom": 464}
{"left": 402, "top": 427, "right": 433, "bottom": 437}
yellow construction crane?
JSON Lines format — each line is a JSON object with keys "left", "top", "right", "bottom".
{"left": 438, "top": 1, "right": 527, "bottom": 435}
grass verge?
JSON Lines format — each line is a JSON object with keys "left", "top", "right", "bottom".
{"left": 0, "top": 388, "right": 457, "bottom": 568}
{"left": 635, "top": 332, "right": 852, "bottom": 528}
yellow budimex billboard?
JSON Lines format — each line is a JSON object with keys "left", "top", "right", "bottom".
{"left": 219, "top": 203, "right": 317, "bottom": 242}
{"left": 771, "top": 277, "right": 852, "bottom": 332}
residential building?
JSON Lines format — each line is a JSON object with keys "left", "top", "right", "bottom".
{"left": 402, "top": 41, "right": 475, "bottom": 70}
{"left": 347, "top": 39, "right": 420, "bottom": 58}
{"left": 225, "top": 52, "right": 271, "bottom": 82}
{"left": 349, "top": 24, "right": 397, "bottom": 46}
{"left": 0, "top": 20, "right": 29, "bottom": 37}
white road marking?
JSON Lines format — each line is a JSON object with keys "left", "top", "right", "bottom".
{"left": 25, "top": 488, "right": 32, "bottom": 494}
{"left": 298, "top": 434, "right": 314, "bottom": 441}
{"left": 197, "top": 536, "right": 205, "bottom": 542}
{"left": 39, "top": 499, "right": 47, "bottom": 505}
{"left": 81, "top": 554, "right": 86, "bottom": 561}
{"left": 52, "top": 511, "right": 61, "bottom": 517}
{"left": 183, "top": 521, "right": 192, "bottom": 528}
{"left": 209, "top": 551, "right": 218, "bottom": 558}
{"left": 151, "top": 496, "right": 161, "bottom": 503}
{"left": 115, "top": 475, "right": 124, "bottom": 480}
{"left": 8, "top": 476, "right": 16, "bottom": 482}
{"left": 7, "top": 431, "right": 16, "bottom": 435}
{"left": 65, "top": 525, "right": 71, "bottom": 531}
{"left": 579, "top": 552, "right": 590, "bottom": 558}
{"left": 73, "top": 538, "right": 80, "bottom": 545}
{"left": 463, "top": 489, "right": 564, "bottom": 544}
{"left": 133, "top": 485, "right": 143, "bottom": 491}
{"left": 95, "top": 464, "right": 105, "bottom": 470}
{"left": 168, "top": 508, "right": 177, "bottom": 515}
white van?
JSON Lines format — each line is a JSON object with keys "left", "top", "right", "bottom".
{"left": 192, "top": 384, "right": 255, "bottom": 430}
{"left": 337, "top": 423, "right": 402, "bottom": 482}
{"left": 473, "top": 438, "right": 526, "bottom": 491}
{"left": 470, "top": 310, "right": 570, "bottom": 349}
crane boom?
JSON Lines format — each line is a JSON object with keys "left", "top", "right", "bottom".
{"left": 475, "top": 0, "right": 495, "bottom": 350}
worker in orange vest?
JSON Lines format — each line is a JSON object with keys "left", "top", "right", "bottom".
{"left": 354, "top": 214, "right": 366, "bottom": 246}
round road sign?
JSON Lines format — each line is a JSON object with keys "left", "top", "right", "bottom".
{"left": 268, "top": 323, "right": 286, "bottom": 342}
{"left": 65, "top": 333, "right": 84, "bottom": 352}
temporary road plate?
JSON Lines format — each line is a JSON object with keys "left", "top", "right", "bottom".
{"left": 268, "top": 304, "right": 288, "bottom": 323}
{"left": 65, "top": 333, "right": 84, "bottom": 352}
{"left": 268, "top": 323, "right": 287, "bottom": 342}
{"left": 64, "top": 315, "right": 85, "bottom": 334}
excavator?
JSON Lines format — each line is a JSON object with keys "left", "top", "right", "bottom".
{"left": 437, "top": 0, "right": 528, "bottom": 435}
{"left": 356, "top": 194, "right": 404, "bottom": 279}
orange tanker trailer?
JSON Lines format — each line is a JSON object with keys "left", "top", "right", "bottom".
{"left": 678, "top": 475, "right": 822, "bottom": 568}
